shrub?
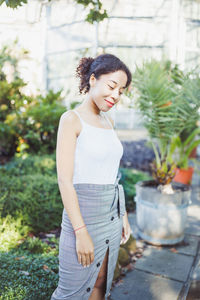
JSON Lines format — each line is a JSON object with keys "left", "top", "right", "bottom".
{"left": 0, "top": 154, "right": 62, "bottom": 233}
{"left": 17, "top": 236, "right": 57, "bottom": 254}
{"left": 0, "top": 41, "right": 66, "bottom": 160}
{"left": 0, "top": 42, "right": 32, "bottom": 158}
{"left": 0, "top": 252, "right": 58, "bottom": 300}
{"left": 17, "top": 90, "right": 66, "bottom": 155}
{"left": 0, "top": 153, "right": 56, "bottom": 176}
{"left": 0, "top": 173, "right": 62, "bottom": 233}
{"left": 0, "top": 215, "right": 29, "bottom": 252}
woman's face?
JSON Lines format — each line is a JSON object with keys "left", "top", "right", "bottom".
{"left": 88, "top": 70, "right": 128, "bottom": 112}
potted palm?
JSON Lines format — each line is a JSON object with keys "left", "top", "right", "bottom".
{"left": 173, "top": 73, "right": 200, "bottom": 184}
{"left": 132, "top": 59, "right": 192, "bottom": 245}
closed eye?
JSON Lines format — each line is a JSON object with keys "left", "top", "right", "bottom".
{"left": 108, "top": 85, "right": 123, "bottom": 96}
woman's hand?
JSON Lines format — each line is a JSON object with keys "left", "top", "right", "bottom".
{"left": 75, "top": 228, "right": 94, "bottom": 267}
{"left": 120, "top": 212, "right": 132, "bottom": 245}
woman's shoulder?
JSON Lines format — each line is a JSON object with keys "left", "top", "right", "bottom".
{"left": 60, "top": 109, "right": 79, "bottom": 121}
{"left": 59, "top": 110, "right": 81, "bottom": 136}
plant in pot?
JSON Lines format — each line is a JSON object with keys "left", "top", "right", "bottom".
{"left": 172, "top": 72, "right": 200, "bottom": 184}
{"left": 132, "top": 59, "right": 192, "bottom": 245}
{"left": 172, "top": 128, "right": 200, "bottom": 185}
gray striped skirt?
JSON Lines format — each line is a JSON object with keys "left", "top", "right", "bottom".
{"left": 50, "top": 175, "right": 126, "bottom": 300}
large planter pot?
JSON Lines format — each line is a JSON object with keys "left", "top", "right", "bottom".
{"left": 134, "top": 180, "right": 191, "bottom": 245}
{"left": 173, "top": 167, "right": 194, "bottom": 185}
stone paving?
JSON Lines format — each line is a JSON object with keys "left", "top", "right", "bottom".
{"left": 109, "top": 170, "right": 200, "bottom": 300}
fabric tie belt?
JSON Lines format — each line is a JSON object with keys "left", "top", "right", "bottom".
{"left": 113, "top": 173, "right": 126, "bottom": 218}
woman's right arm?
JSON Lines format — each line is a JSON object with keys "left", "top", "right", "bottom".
{"left": 56, "top": 111, "right": 94, "bottom": 267}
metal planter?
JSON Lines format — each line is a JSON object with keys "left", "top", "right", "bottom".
{"left": 134, "top": 180, "right": 191, "bottom": 245}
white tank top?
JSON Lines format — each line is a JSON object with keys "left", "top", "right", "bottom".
{"left": 70, "top": 109, "right": 124, "bottom": 184}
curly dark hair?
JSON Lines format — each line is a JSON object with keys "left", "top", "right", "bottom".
{"left": 75, "top": 53, "right": 132, "bottom": 94}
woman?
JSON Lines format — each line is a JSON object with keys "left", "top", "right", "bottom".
{"left": 51, "top": 53, "right": 132, "bottom": 300}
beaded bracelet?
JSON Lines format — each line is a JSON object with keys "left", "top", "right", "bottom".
{"left": 74, "top": 225, "right": 86, "bottom": 232}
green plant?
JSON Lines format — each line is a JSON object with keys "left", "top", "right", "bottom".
{"left": 171, "top": 127, "right": 200, "bottom": 169}
{"left": 177, "top": 71, "right": 200, "bottom": 161}
{"left": 0, "top": 0, "right": 108, "bottom": 24}
{"left": 18, "top": 237, "right": 52, "bottom": 254}
{"left": 168, "top": 68, "right": 200, "bottom": 170}
{"left": 132, "top": 59, "right": 193, "bottom": 186}
{"left": 0, "top": 153, "right": 56, "bottom": 176}
{"left": 0, "top": 251, "right": 58, "bottom": 300}
{"left": 0, "top": 154, "right": 62, "bottom": 233}
{"left": 0, "top": 41, "right": 66, "bottom": 160}
{"left": 180, "top": 70, "right": 200, "bottom": 133}
{"left": 17, "top": 89, "right": 66, "bottom": 155}
{"left": 0, "top": 173, "right": 62, "bottom": 233}
{"left": 0, "top": 0, "right": 27, "bottom": 8}
{"left": 0, "top": 41, "right": 30, "bottom": 157}
{"left": 0, "top": 215, "right": 29, "bottom": 252}
{"left": 164, "top": 63, "right": 200, "bottom": 167}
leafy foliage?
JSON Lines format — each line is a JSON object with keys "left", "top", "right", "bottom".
{"left": 133, "top": 60, "right": 186, "bottom": 143}
{"left": 0, "top": 0, "right": 27, "bottom": 8}
{"left": 132, "top": 59, "right": 200, "bottom": 185}
{"left": 77, "top": 0, "right": 108, "bottom": 23}
{"left": 17, "top": 89, "right": 66, "bottom": 155}
{"left": 0, "top": 215, "right": 30, "bottom": 251}
{"left": 172, "top": 128, "right": 200, "bottom": 169}
{"left": 0, "top": 152, "right": 56, "bottom": 176}
{"left": 0, "top": 41, "right": 66, "bottom": 159}
{"left": 17, "top": 236, "right": 57, "bottom": 254}
{"left": 0, "top": 154, "right": 62, "bottom": 233}
{"left": 179, "top": 71, "right": 200, "bottom": 140}
{"left": 0, "top": 252, "right": 58, "bottom": 300}
{"left": 0, "top": 0, "right": 108, "bottom": 24}
{"left": 0, "top": 41, "right": 30, "bottom": 157}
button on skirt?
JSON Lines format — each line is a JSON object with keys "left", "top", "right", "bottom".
{"left": 51, "top": 179, "right": 126, "bottom": 300}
